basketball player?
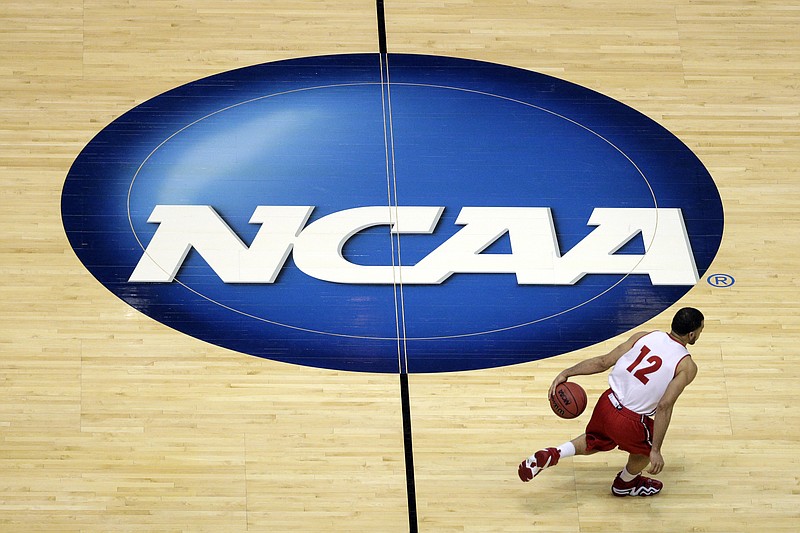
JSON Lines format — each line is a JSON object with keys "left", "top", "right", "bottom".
{"left": 518, "top": 307, "right": 704, "bottom": 497}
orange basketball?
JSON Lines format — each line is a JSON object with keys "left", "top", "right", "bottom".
{"left": 549, "top": 381, "right": 588, "bottom": 419}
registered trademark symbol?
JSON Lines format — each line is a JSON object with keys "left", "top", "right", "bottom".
{"left": 707, "top": 273, "right": 735, "bottom": 287}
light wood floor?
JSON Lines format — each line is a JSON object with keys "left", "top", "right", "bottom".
{"left": 1, "top": 1, "right": 799, "bottom": 531}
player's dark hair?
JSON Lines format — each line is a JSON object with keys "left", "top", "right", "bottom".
{"left": 671, "top": 307, "right": 704, "bottom": 335}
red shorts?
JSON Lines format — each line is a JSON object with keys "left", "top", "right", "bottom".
{"left": 584, "top": 389, "right": 654, "bottom": 456}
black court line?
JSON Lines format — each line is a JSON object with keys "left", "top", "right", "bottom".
{"left": 375, "top": 1, "right": 418, "bottom": 532}
{"left": 376, "top": 0, "right": 388, "bottom": 54}
{"left": 398, "top": 372, "right": 418, "bottom": 532}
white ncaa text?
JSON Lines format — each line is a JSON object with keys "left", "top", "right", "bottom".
{"left": 129, "top": 206, "right": 699, "bottom": 285}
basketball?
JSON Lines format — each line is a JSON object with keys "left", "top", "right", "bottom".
{"left": 549, "top": 381, "right": 588, "bottom": 419}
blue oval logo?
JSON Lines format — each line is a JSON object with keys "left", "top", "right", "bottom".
{"left": 61, "top": 54, "right": 724, "bottom": 373}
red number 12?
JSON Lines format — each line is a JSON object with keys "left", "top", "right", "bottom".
{"left": 626, "top": 346, "right": 663, "bottom": 385}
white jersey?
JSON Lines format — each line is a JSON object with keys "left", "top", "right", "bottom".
{"left": 608, "top": 331, "right": 691, "bottom": 416}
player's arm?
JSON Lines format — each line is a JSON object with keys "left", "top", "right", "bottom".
{"left": 648, "top": 356, "right": 698, "bottom": 475}
{"left": 548, "top": 331, "right": 650, "bottom": 397}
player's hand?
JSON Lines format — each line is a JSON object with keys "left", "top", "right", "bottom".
{"left": 548, "top": 373, "right": 568, "bottom": 398}
{"left": 648, "top": 450, "right": 665, "bottom": 475}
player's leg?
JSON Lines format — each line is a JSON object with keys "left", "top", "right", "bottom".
{"left": 625, "top": 453, "right": 650, "bottom": 476}
{"left": 570, "top": 433, "right": 596, "bottom": 455}
{"left": 624, "top": 452, "right": 650, "bottom": 474}
{"left": 518, "top": 390, "right": 617, "bottom": 482}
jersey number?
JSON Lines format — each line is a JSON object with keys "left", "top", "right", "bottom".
{"left": 626, "top": 346, "right": 663, "bottom": 385}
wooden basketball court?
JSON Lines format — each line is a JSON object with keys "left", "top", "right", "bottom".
{"left": 1, "top": 1, "right": 798, "bottom": 531}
